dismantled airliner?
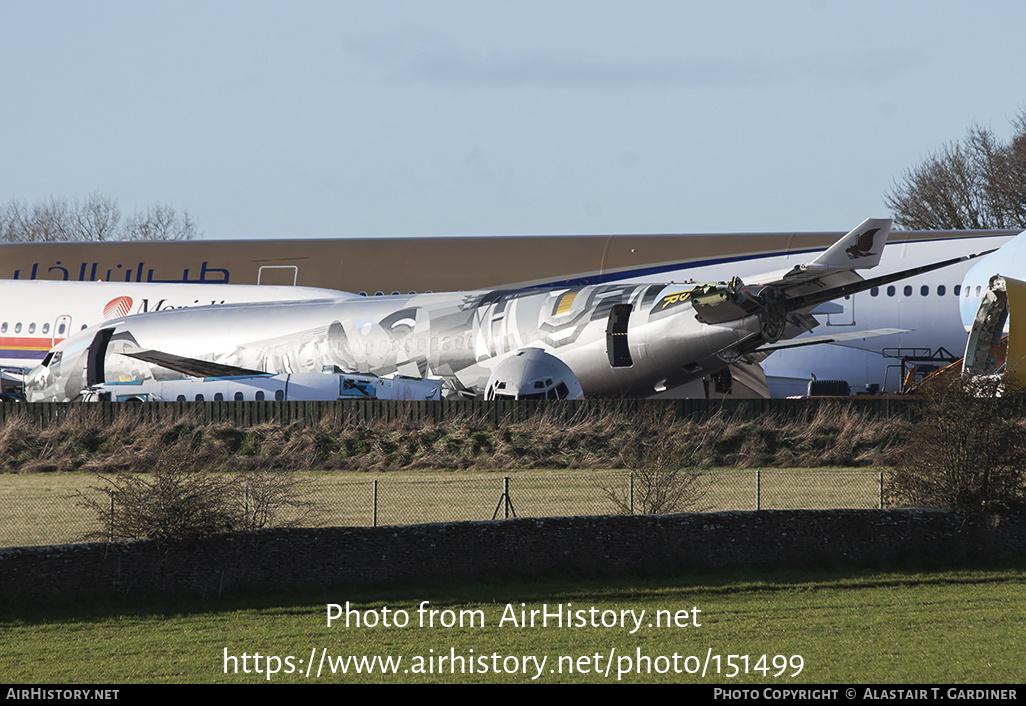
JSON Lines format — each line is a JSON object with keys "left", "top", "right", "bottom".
{"left": 24, "top": 219, "right": 991, "bottom": 402}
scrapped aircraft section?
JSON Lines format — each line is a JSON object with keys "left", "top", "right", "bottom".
{"left": 963, "top": 275, "right": 1009, "bottom": 378}
{"left": 22, "top": 218, "right": 993, "bottom": 403}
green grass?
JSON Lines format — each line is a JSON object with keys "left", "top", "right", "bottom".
{"left": 0, "top": 468, "right": 887, "bottom": 547}
{"left": 1, "top": 567, "right": 1023, "bottom": 683}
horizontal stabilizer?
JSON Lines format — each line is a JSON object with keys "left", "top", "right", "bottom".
{"left": 115, "top": 347, "right": 266, "bottom": 379}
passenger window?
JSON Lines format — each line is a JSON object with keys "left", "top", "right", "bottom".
{"left": 954, "top": 285, "right": 961, "bottom": 296}
{"left": 14, "top": 323, "right": 21, "bottom": 333}
{"left": 938, "top": 285, "right": 946, "bottom": 296}
{"left": 28, "top": 323, "right": 36, "bottom": 333}
{"left": 58, "top": 323, "right": 66, "bottom": 334}
{"left": 274, "top": 389, "right": 285, "bottom": 401}
{"left": 42, "top": 323, "right": 49, "bottom": 334}
{"left": 920, "top": 285, "right": 929, "bottom": 296}
{"left": 903, "top": 285, "right": 912, "bottom": 297}
{"left": 214, "top": 393, "right": 224, "bottom": 401}
{"left": 255, "top": 391, "right": 265, "bottom": 401}
{"left": 1, "top": 323, "right": 6, "bottom": 333}
{"left": 176, "top": 395, "right": 187, "bottom": 402}
{"left": 870, "top": 287, "right": 879, "bottom": 297}
{"left": 195, "top": 394, "right": 204, "bottom": 401}
{"left": 234, "top": 392, "right": 244, "bottom": 401}
{"left": 887, "top": 286, "right": 896, "bottom": 297}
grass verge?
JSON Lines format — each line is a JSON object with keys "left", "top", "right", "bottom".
{"left": 1, "top": 566, "right": 1023, "bottom": 683}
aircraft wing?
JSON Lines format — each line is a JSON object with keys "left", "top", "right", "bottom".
{"left": 756, "top": 328, "right": 909, "bottom": 352}
{"left": 684, "top": 218, "right": 993, "bottom": 360}
{"left": 115, "top": 347, "right": 267, "bottom": 379}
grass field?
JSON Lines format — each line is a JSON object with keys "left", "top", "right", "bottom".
{"left": 1, "top": 567, "right": 1023, "bottom": 684}
{"left": 0, "top": 468, "right": 885, "bottom": 548}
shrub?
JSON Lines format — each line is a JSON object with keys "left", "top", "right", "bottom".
{"left": 887, "top": 376, "right": 1026, "bottom": 514}
{"left": 603, "top": 431, "right": 706, "bottom": 515}
{"left": 82, "top": 451, "right": 308, "bottom": 541}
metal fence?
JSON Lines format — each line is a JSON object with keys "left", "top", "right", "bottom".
{"left": 1, "top": 469, "right": 887, "bottom": 549}
{"left": 0, "top": 397, "right": 925, "bottom": 429}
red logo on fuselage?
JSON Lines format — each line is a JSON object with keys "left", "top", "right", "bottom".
{"left": 103, "top": 296, "right": 134, "bottom": 319}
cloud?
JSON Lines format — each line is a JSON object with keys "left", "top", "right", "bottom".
{"left": 394, "top": 47, "right": 764, "bottom": 90}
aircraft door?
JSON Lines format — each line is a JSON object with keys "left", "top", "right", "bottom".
{"left": 257, "top": 265, "right": 299, "bottom": 286}
{"left": 52, "top": 315, "right": 72, "bottom": 346}
{"left": 606, "top": 304, "right": 633, "bottom": 367}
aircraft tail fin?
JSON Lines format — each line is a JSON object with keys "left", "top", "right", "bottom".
{"left": 807, "top": 218, "right": 891, "bottom": 271}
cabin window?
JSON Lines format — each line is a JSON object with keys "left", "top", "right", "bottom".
{"left": 14, "top": 323, "right": 21, "bottom": 333}
{"left": 28, "top": 323, "right": 36, "bottom": 334}
{"left": 58, "top": 323, "right": 66, "bottom": 335}
{"left": 903, "top": 285, "right": 912, "bottom": 297}
{"left": 195, "top": 394, "right": 204, "bottom": 401}
{"left": 274, "top": 389, "right": 285, "bottom": 401}
{"left": 1, "top": 323, "right": 6, "bottom": 333}
{"left": 214, "top": 393, "right": 224, "bottom": 401}
{"left": 234, "top": 392, "right": 245, "bottom": 401}
{"left": 870, "top": 287, "right": 879, "bottom": 297}
{"left": 255, "top": 391, "right": 265, "bottom": 401}
{"left": 887, "top": 286, "right": 896, "bottom": 297}
{"left": 42, "top": 323, "right": 49, "bottom": 334}
{"left": 920, "top": 285, "right": 929, "bottom": 296}
{"left": 954, "top": 285, "right": 961, "bottom": 296}
{"left": 938, "top": 285, "right": 946, "bottom": 296}
{"left": 176, "top": 395, "right": 187, "bottom": 402}
{"left": 975, "top": 285, "right": 982, "bottom": 297}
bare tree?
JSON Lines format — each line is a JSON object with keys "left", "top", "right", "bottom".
{"left": 885, "top": 111, "right": 1026, "bottom": 230}
{"left": 73, "top": 192, "right": 122, "bottom": 242}
{"left": 122, "top": 203, "right": 199, "bottom": 241}
{"left": 0, "top": 194, "right": 200, "bottom": 242}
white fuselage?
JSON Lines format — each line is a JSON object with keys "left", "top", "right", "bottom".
{"left": 0, "top": 280, "right": 350, "bottom": 372}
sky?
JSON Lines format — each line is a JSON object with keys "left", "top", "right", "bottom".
{"left": 2, "top": 1, "right": 1026, "bottom": 240}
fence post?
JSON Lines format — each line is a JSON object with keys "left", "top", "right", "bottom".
{"left": 629, "top": 472, "right": 634, "bottom": 515}
{"left": 503, "top": 476, "right": 510, "bottom": 519}
{"left": 756, "top": 469, "right": 761, "bottom": 511}
{"left": 373, "top": 480, "right": 378, "bottom": 527}
{"left": 878, "top": 471, "right": 884, "bottom": 509}
{"left": 108, "top": 495, "right": 115, "bottom": 543}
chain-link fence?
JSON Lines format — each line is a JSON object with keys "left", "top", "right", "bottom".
{"left": 1, "top": 469, "right": 889, "bottom": 548}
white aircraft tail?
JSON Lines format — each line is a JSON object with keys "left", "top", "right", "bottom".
{"left": 808, "top": 218, "right": 891, "bottom": 270}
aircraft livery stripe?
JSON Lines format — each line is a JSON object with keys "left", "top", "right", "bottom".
{"left": 0, "top": 337, "right": 58, "bottom": 357}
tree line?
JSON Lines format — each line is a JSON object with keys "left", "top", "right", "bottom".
{"left": 0, "top": 193, "right": 199, "bottom": 242}
{"left": 886, "top": 108, "right": 1026, "bottom": 230}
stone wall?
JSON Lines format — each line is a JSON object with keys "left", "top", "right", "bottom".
{"left": 2, "top": 510, "right": 1023, "bottom": 600}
